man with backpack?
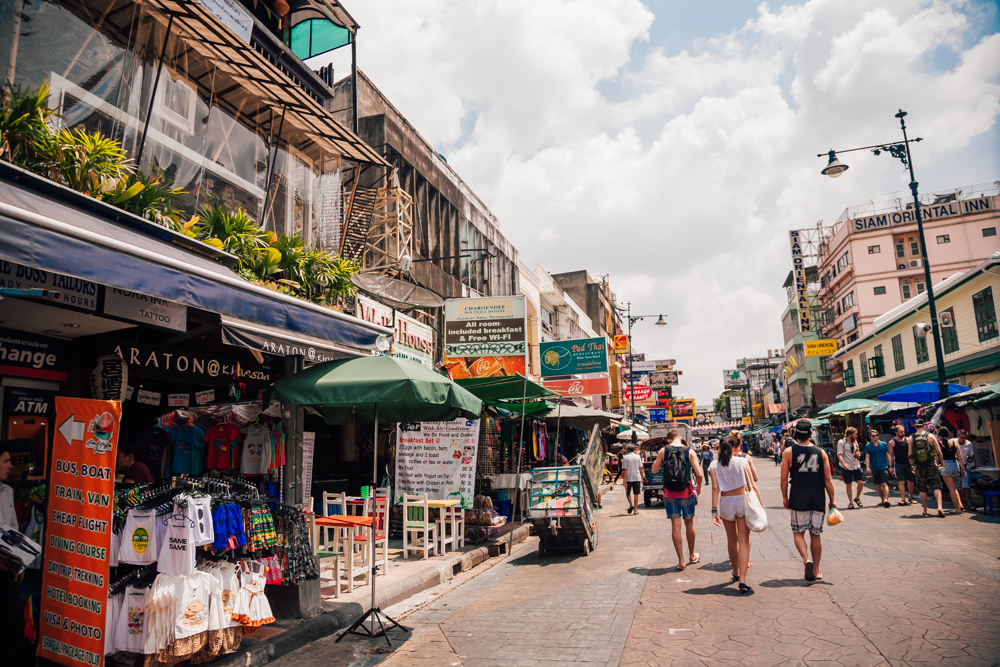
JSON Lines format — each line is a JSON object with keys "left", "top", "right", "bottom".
{"left": 909, "top": 420, "right": 946, "bottom": 517}
{"left": 651, "top": 430, "right": 704, "bottom": 570}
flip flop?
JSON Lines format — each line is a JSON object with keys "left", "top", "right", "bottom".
{"left": 688, "top": 555, "right": 701, "bottom": 564}
{"left": 937, "top": 511, "right": 946, "bottom": 518}
{"left": 897, "top": 501, "right": 907, "bottom": 506}
{"left": 922, "top": 510, "right": 929, "bottom": 516}
{"left": 805, "top": 561, "right": 816, "bottom": 582}
{"left": 815, "top": 574, "right": 824, "bottom": 581}
{"left": 847, "top": 502, "right": 855, "bottom": 509}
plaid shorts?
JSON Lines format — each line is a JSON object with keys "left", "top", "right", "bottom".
{"left": 664, "top": 496, "right": 696, "bottom": 520}
{"left": 790, "top": 510, "right": 824, "bottom": 535}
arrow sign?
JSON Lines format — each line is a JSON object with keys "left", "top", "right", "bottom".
{"left": 58, "top": 414, "right": 85, "bottom": 444}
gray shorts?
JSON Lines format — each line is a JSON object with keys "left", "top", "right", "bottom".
{"left": 790, "top": 510, "right": 824, "bottom": 535}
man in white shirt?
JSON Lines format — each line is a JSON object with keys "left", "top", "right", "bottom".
{"left": 621, "top": 443, "right": 644, "bottom": 515}
{"left": 836, "top": 427, "right": 864, "bottom": 509}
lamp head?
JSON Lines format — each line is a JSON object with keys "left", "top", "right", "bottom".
{"left": 398, "top": 254, "right": 412, "bottom": 272}
{"left": 655, "top": 315, "right": 666, "bottom": 328}
{"left": 821, "top": 150, "right": 848, "bottom": 178}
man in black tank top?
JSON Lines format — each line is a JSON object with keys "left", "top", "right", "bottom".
{"left": 780, "top": 419, "right": 836, "bottom": 582}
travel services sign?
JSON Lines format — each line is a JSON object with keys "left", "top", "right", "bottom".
{"left": 850, "top": 195, "right": 993, "bottom": 233}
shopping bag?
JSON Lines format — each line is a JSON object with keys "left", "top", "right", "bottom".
{"left": 742, "top": 467, "right": 768, "bottom": 533}
{"left": 827, "top": 506, "right": 844, "bottom": 526}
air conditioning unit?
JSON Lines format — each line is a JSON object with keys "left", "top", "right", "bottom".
{"left": 940, "top": 311, "right": 955, "bottom": 328}
{"left": 898, "top": 264, "right": 908, "bottom": 270}
{"left": 909, "top": 259, "right": 923, "bottom": 268}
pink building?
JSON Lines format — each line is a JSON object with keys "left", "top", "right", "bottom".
{"left": 815, "top": 182, "right": 1000, "bottom": 385}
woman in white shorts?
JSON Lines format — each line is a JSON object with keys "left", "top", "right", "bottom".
{"left": 710, "top": 436, "right": 761, "bottom": 594}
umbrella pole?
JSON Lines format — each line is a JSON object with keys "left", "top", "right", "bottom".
{"left": 507, "top": 376, "right": 529, "bottom": 555}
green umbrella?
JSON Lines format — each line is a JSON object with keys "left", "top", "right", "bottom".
{"left": 817, "top": 398, "right": 883, "bottom": 416}
{"left": 866, "top": 401, "right": 920, "bottom": 416}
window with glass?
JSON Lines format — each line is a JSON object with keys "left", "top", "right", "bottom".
{"left": 985, "top": 227, "right": 997, "bottom": 238}
{"left": 901, "top": 280, "right": 912, "bottom": 300}
{"left": 915, "top": 278, "right": 925, "bottom": 295}
{"left": 837, "top": 251, "right": 850, "bottom": 271}
{"left": 936, "top": 235, "right": 950, "bottom": 244}
{"left": 913, "top": 325, "right": 930, "bottom": 363}
{"left": 940, "top": 307, "right": 959, "bottom": 354}
{"left": 973, "top": 286, "right": 999, "bottom": 343}
{"left": 868, "top": 245, "right": 880, "bottom": 254}
{"left": 860, "top": 352, "right": 869, "bottom": 383}
{"left": 910, "top": 237, "right": 920, "bottom": 256}
{"left": 843, "top": 359, "right": 855, "bottom": 387}
{"left": 841, "top": 291, "right": 855, "bottom": 310}
{"left": 891, "top": 334, "right": 904, "bottom": 372}
{"left": 874, "top": 286, "right": 886, "bottom": 295}
{"left": 895, "top": 238, "right": 906, "bottom": 258}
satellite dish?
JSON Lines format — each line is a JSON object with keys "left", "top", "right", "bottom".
{"left": 351, "top": 271, "right": 445, "bottom": 309}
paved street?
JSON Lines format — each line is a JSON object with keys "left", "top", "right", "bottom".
{"left": 273, "top": 459, "right": 1000, "bottom": 667}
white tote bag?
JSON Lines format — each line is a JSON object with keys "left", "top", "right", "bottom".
{"left": 743, "top": 465, "right": 768, "bottom": 533}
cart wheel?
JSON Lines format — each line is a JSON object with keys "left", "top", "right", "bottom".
{"left": 581, "top": 539, "right": 590, "bottom": 557}
{"left": 538, "top": 542, "right": 546, "bottom": 558}
{"left": 643, "top": 491, "right": 652, "bottom": 508}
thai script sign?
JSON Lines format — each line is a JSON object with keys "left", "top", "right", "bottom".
{"left": 539, "top": 337, "right": 608, "bottom": 376}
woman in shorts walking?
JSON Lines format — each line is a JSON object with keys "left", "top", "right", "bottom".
{"left": 937, "top": 426, "right": 965, "bottom": 513}
{"left": 710, "top": 436, "right": 759, "bottom": 594}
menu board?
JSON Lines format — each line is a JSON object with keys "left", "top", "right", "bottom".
{"left": 395, "top": 419, "right": 479, "bottom": 508}
{"left": 37, "top": 398, "right": 120, "bottom": 667}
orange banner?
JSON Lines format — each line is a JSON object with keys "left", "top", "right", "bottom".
{"left": 38, "top": 398, "right": 120, "bottom": 667}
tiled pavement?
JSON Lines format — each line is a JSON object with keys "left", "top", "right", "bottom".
{"left": 273, "top": 459, "right": 1000, "bottom": 666}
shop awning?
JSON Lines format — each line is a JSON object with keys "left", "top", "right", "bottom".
{"left": 454, "top": 374, "right": 559, "bottom": 404}
{"left": 0, "top": 171, "right": 391, "bottom": 351}
{"left": 543, "top": 405, "right": 621, "bottom": 430}
{"left": 817, "top": 398, "right": 883, "bottom": 416}
{"left": 496, "top": 401, "right": 556, "bottom": 417}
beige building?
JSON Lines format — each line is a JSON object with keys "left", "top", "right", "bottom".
{"left": 832, "top": 252, "right": 1000, "bottom": 399}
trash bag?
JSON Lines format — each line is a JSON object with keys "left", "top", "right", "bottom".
{"left": 827, "top": 505, "right": 844, "bottom": 526}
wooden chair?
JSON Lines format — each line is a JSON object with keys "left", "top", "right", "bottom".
{"left": 403, "top": 494, "right": 437, "bottom": 560}
{"left": 436, "top": 505, "right": 465, "bottom": 554}
{"left": 323, "top": 492, "right": 369, "bottom": 592}
{"left": 306, "top": 510, "right": 341, "bottom": 598}
{"left": 355, "top": 490, "right": 389, "bottom": 575}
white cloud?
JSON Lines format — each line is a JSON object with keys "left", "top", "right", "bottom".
{"left": 330, "top": 0, "right": 1000, "bottom": 403}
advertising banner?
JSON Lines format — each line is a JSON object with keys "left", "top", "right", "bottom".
{"left": 395, "top": 419, "right": 480, "bottom": 508}
{"left": 648, "top": 408, "right": 667, "bottom": 422}
{"left": 613, "top": 335, "right": 629, "bottom": 354}
{"left": 671, "top": 398, "right": 696, "bottom": 420}
{"left": 542, "top": 376, "right": 611, "bottom": 397}
{"left": 539, "top": 337, "right": 608, "bottom": 377}
{"left": 444, "top": 297, "right": 526, "bottom": 379}
{"left": 723, "top": 369, "right": 746, "bottom": 388}
{"left": 804, "top": 339, "right": 838, "bottom": 357}
{"left": 0, "top": 327, "right": 70, "bottom": 382}
{"left": 789, "top": 230, "right": 811, "bottom": 332}
{"left": 0, "top": 261, "right": 98, "bottom": 310}
{"left": 649, "top": 371, "right": 679, "bottom": 388}
{"left": 355, "top": 296, "right": 435, "bottom": 368}
{"left": 38, "top": 398, "right": 120, "bottom": 667}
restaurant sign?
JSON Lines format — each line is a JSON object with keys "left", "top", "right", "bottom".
{"left": 355, "top": 296, "right": 435, "bottom": 368}
{"left": 539, "top": 337, "right": 608, "bottom": 377}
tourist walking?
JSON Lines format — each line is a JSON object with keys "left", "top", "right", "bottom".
{"left": 780, "top": 420, "right": 836, "bottom": 582}
{"left": 864, "top": 428, "right": 892, "bottom": 507}
{"left": 710, "top": 436, "right": 758, "bottom": 594}
{"left": 651, "top": 429, "right": 703, "bottom": 570}
{"left": 700, "top": 444, "right": 714, "bottom": 486}
{"left": 910, "top": 420, "right": 945, "bottom": 517}
{"left": 890, "top": 425, "right": 916, "bottom": 505}
{"left": 773, "top": 436, "right": 782, "bottom": 466}
{"left": 937, "top": 426, "right": 965, "bottom": 514}
{"left": 836, "top": 427, "right": 864, "bottom": 508}
{"left": 954, "top": 430, "right": 976, "bottom": 511}
{"left": 621, "top": 443, "right": 643, "bottom": 514}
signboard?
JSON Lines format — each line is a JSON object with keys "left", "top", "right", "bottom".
{"left": 742, "top": 416, "right": 752, "bottom": 425}
{"left": 301, "top": 432, "right": 315, "bottom": 503}
{"left": 671, "top": 398, "right": 695, "bottom": 420}
{"left": 649, "top": 371, "right": 678, "bottom": 388}
{"left": 355, "top": 296, "right": 435, "bottom": 368}
{"left": 723, "top": 369, "right": 746, "bottom": 388}
{"left": 39, "top": 398, "right": 120, "bottom": 667}
{"left": 648, "top": 408, "right": 667, "bottom": 422}
{"left": 789, "top": 230, "right": 811, "bottom": 332}
{"left": 581, "top": 425, "right": 603, "bottom": 502}
{"left": 539, "top": 337, "right": 608, "bottom": 377}
{"left": 849, "top": 195, "right": 993, "bottom": 234}
{"left": 0, "top": 261, "right": 98, "bottom": 310}
{"left": 610, "top": 363, "right": 622, "bottom": 408}
{"left": 613, "top": 335, "right": 629, "bottom": 354}
{"left": 623, "top": 384, "right": 653, "bottom": 403}
{"left": 542, "top": 376, "right": 611, "bottom": 397}
{"left": 650, "top": 424, "right": 671, "bottom": 438}
{"left": 101, "top": 338, "right": 271, "bottom": 385}
{"left": 631, "top": 360, "right": 655, "bottom": 373}
{"left": 728, "top": 396, "right": 743, "bottom": 419}
{"left": 89, "top": 355, "right": 128, "bottom": 401}
{"left": 804, "top": 339, "right": 838, "bottom": 357}
{"left": 0, "top": 327, "right": 70, "bottom": 381}
{"left": 195, "top": 0, "right": 253, "bottom": 43}
{"left": 444, "top": 297, "right": 526, "bottom": 379}
{"left": 394, "top": 419, "right": 480, "bottom": 508}
{"left": 102, "top": 288, "right": 187, "bottom": 332}
{"left": 220, "top": 324, "right": 340, "bottom": 366}
{"left": 652, "top": 359, "right": 676, "bottom": 370}
{"left": 5, "top": 386, "right": 54, "bottom": 416}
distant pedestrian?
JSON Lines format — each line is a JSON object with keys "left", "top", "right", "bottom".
{"left": 954, "top": 430, "right": 975, "bottom": 511}
{"left": 909, "top": 420, "right": 945, "bottom": 517}
{"left": 621, "top": 443, "right": 643, "bottom": 515}
{"left": 937, "top": 426, "right": 965, "bottom": 514}
{"left": 864, "top": 428, "right": 891, "bottom": 508}
{"left": 835, "top": 427, "right": 864, "bottom": 509}
{"left": 781, "top": 419, "right": 836, "bottom": 582}
{"left": 773, "top": 437, "right": 781, "bottom": 466}
{"left": 611, "top": 450, "right": 624, "bottom": 484}
{"left": 700, "top": 444, "right": 714, "bottom": 485}
{"left": 710, "top": 436, "right": 758, "bottom": 593}
{"left": 890, "top": 425, "right": 916, "bottom": 505}
{"left": 651, "top": 429, "right": 703, "bottom": 570}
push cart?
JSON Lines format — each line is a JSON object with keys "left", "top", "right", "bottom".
{"left": 528, "top": 466, "right": 598, "bottom": 557}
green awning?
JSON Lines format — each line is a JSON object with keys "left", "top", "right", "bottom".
{"left": 867, "top": 401, "right": 920, "bottom": 416}
{"left": 455, "top": 374, "right": 559, "bottom": 404}
{"left": 290, "top": 19, "right": 352, "bottom": 60}
{"left": 817, "top": 398, "right": 883, "bottom": 416}
{"left": 498, "top": 400, "right": 557, "bottom": 417}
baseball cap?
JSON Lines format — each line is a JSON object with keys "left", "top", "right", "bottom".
{"left": 792, "top": 419, "right": 812, "bottom": 440}
{"left": 914, "top": 419, "right": 925, "bottom": 427}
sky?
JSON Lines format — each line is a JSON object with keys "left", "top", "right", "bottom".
{"left": 314, "top": 0, "right": 1000, "bottom": 404}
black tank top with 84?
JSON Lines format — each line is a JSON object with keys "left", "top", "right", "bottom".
{"left": 789, "top": 444, "right": 827, "bottom": 512}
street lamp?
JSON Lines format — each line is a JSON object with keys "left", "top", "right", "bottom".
{"left": 818, "top": 109, "right": 949, "bottom": 399}
{"left": 614, "top": 301, "right": 668, "bottom": 430}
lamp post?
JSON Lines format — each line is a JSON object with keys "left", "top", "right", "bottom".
{"left": 618, "top": 301, "right": 667, "bottom": 433}
{"left": 818, "top": 110, "right": 949, "bottom": 400}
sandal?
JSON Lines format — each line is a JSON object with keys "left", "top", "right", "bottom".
{"left": 732, "top": 573, "right": 739, "bottom": 581}
{"left": 847, "top": 502, "right": 855, "bottom": 510}
{"left": 897, "top": 501, "right": 907, "bottom": 506}
{"left": 739, "top": 583, "right": 753, "bottom": 594}
{"left": 937, "top": 510, "right": 946, "bottom": 518}
{"left": 855, "top": 499, "right": 863, "bottom": 507}
{"left": 805, "top": 561, "right": 816, "bottom": 582}
{"left": 688, "top": 555, "right": 701, "bottom": 564}
{"left": 923, "top": 510, "right": 929, "bottom": 516}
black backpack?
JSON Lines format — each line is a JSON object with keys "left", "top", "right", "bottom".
{"left": 663, "top": 447, "right": 691, "bottom": 492}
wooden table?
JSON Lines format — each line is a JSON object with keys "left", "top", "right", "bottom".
{"left": 427, "top": 499, "right": 460, "bottom": 508}
{"left": 315, "top": 515, "right": 375, "bottom": 592}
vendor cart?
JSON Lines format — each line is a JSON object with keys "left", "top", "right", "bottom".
{"left": 528, "top": 466, "right": 598, "bottom": 557}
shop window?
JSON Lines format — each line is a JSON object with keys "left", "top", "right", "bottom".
{"left": 874, "top": 286, "right": 886, "bottom": 295}
{"left": 984, "top": 227, "right": 997, "bottom": 237}
{"left": 972, "top": 286, "right": 999, "bottom": 343}
{"left": 891, "top": 334, "right": 904, "bottom": 372}
{"left": 843, "top": 359, "right": 856, "bottom": 388}
{"left": 941, "top": 307, "right": 959, "bottom": 354}
{"left": 868, "top": 245, "right": 880, "bottom": 254}
{"left": 860, "top": 352, "right": 869, "bottom": 383}
{"left": 936, "top": 235, "right": 950, "bottom": 244}
{"left": 913, "top": 325, "right": 930, "bottom": 364}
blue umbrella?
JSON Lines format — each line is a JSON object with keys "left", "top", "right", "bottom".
{"left": 876, "top": 381, "right": 970, "bottom": 403}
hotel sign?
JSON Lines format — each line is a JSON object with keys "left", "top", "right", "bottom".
{"left": 789, "top": 230, "right": 811, "bottom": 332}
{"left": 850, "top": 196, "right": 993, "bottom": 233}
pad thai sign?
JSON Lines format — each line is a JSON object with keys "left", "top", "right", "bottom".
{"left": 395, "top": 419, "right": 480, "bottom": 508}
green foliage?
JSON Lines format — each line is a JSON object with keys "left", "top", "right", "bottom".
{"left": 112, "top": 171, "right": 186, "bottom": 229}
{"left": 0, "top": 81, "right": 58, "bottom": 170}
{"left": 45, "top": 127, "right": 134, "bottom": 195}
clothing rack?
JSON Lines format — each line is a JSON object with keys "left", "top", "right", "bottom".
{"left": 108, "top": 563, "right": 158, "bottom": 596}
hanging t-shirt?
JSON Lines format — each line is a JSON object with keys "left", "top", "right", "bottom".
{"left": 199, "top": 562, "right": 242, "bottom": 629}
{"left": 24, "top": 504, "right": 44, "bottom": 568}
{"left": 241, "top": 426, "right": 269, "bottom": 475}
{"left": 104, "top": 591, "right": 121, "bottom": 656}
{"left": 205, "top": 423, "right": 241, "bottom": 470}
{"left": 170, "top": 424, "right": 207, "bottom": 475}
{"left": 114, "top": 585, "right": 151, "bottom": 653}
{"left": 136, "top": 426, "right": 173, "bottom": 482}
{"left": 158, "top": 514, "right": 196, "bottom": 575}
{"left": 183, "top": 495, "right": 214, "bottom": 547}
{"left": 174, "top": 572, "right": 220, "bottom": 639}
{"left": 119, "top": 509, "right": 159, "bottom": 565}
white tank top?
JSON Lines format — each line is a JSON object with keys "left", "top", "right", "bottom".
{"left": 709, "top": 457, "right": 750, "bottom": 493}
{"left": 119, "top": 509, "right": 159, "bottom": 564}
{"left": 157, "top": 514, "right": 196, "bottom": 575}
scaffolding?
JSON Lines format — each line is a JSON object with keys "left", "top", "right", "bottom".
{"left": 365, "top": 168, "right": 414, "bottom": 271}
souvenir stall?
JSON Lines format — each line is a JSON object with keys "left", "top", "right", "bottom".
{"left": 817, "top": 398, "right": 883, "bottom": 449}
{"left": 925, "top": 381, "right": 1000, "bottom": 484}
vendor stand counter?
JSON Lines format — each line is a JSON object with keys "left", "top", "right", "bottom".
{"left": 528, "top": 466, "right": 598, "bottom": 557}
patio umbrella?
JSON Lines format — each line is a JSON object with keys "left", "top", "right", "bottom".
{"left": 617, "top": 428, "right": 649, "bottom": 441}
{"left": 817, "top": 398, "right": 883, "bottom": 416}
{"left": 867, "top": 401, "right": 920, "bottom": 416}
{"left": 876, "top": 381, "right": 970, "bottom": 403}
